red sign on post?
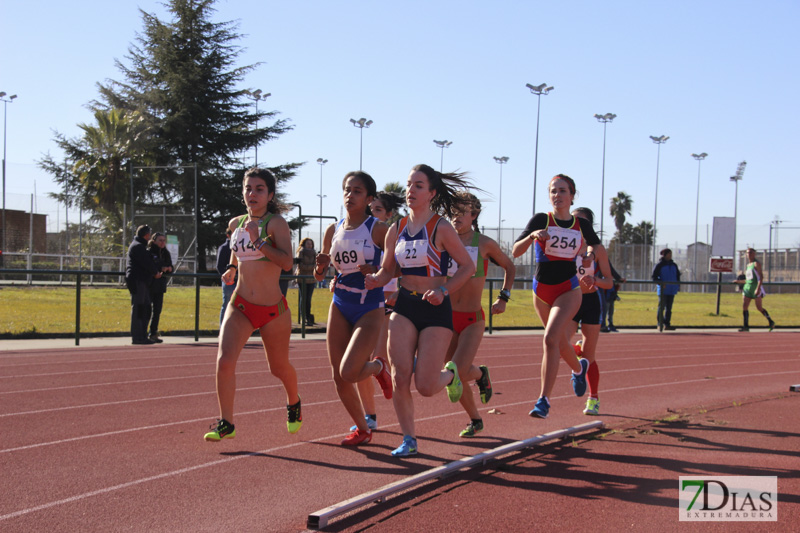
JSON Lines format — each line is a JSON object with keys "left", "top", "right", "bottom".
{"left": 709, "top": 258, "right": 733, "bottom": 273}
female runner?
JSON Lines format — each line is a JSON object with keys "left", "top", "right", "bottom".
{"left": 366, "top": 164, "right": 476, "bottom": 457}
{"left": 347, "top": 190, "right": 406, "bottom": 433}
{"left": 314, "top": 171, "right": 394, "bottom": 446}
{"left": 205, "top": 168, "right": 301, "bottom": 441}
{"left": 565, "top": 207, "right": 613, "bottom": 416}
{"left": 445, "top": 192, "right": 516, "bottom": 437}
{"left": 735, "top": 247, "right": 776, "bottom": 332}
{"left": 511, "top": 174, "right": 600, "bottom": 419}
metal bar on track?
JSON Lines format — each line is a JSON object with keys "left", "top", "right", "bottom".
{"left": 306, "top": 420, "right": 604, "bottom": 530}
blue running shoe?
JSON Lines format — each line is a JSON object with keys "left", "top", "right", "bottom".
{"left": 571, "top": 358, "right": 589, "bottom": 397}
{"left": 350, "top": 415, "right": 378, "bottom": 432}
{"left": 391, "top": 435, "right": 418, "bottom": 457}
{"left": 529, "top": 397, "right": 550, "bottom": 419}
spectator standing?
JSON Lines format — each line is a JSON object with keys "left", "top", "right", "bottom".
{"left": 125, "top": 225, "right": 162, "bottom": 345}
{"left": 216, "top": 228, "right": 236, "bottom": 325}
{"left": 652, "top": 248, "right": 681, "bottom": 331}
{"left": 295, "top": 238, "right": 317, "bottom": 324}
{"left": 599, "top": 261, "right": 625, "bottom": 332}
{"left": 147, "top": 232, "right": 173, "bottom": 343}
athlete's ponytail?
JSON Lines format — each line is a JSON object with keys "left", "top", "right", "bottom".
{"left": 412, "top": 164, "right": 479, "bottom": 217}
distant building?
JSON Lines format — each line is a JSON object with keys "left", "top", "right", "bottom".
{"left": 0, "top": 209, "right": 48, "bottom": 253}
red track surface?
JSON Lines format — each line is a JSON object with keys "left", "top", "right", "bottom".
{"left": 1, "top": 331, "right": 798, "bottom": 532}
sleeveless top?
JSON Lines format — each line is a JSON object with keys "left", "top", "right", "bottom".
{"left": 743, "top": 262, "right": 761, "bottom": 293}
{"left": 534, "top": 213, "right": 585, "bottom": 266}
{"left": 575, "top": 255, "right": 596, "bottom": 278}
{"left": 231, "top": 214, "right": 275, "bottom": 262}
{"left": 330, "top": 216, "right": 384, "bottom": 305}
{"left": 395, "top": 214, "right": 450, "bottom": 277}
{"left": 446, "top": 231, "right": 488, "bottom": 278}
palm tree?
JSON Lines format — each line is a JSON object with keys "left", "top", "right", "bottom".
{"left": 610, "top": 192, "right": 633, "bottom": 236}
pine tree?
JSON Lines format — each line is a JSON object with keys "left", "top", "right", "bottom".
{"left": 45, "top": 0, "right": 299, "bottom": 268}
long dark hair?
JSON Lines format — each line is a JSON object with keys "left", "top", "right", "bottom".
{"left": 549, "top": 173, "right": 577, "bottom": 206}
{"left": 572, "top": 207, "right": 595, "bottom": 226}
{"left": 453, "top": 191, "right": 482, "bottom": 232}
{"left": 412, "top": 164, "right": 477, "bottom": 217}
{"left": 244, "top": 167, "right": 285, "bottom": 214}
{"left": 373, "top": 190, "right": 405, "bottom": 216}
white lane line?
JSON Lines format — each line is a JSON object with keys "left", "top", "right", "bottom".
{"left": 4, "top": 355, "right": 798, "bottom": 417}
{"left": 0, "top": 369, "right": 790, "bottom": 522}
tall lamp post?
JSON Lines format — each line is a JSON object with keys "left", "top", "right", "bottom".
{"left": 1, "top": 91, "right": 18, "bottom": 260}
{"left": 525, "top": 83, "right": 554, "bottom": 217}
{"left": 316, "top": 158, "right": 328, "bottom": 245}
{"left": 594, "top": 113, "right": 616, "bottom": 241}
{"left": 691, "top": 152, "right": 708, "bottom": 285}
{"left": 433, "top": 140, "right": 452, "bottom": 171}
{"left": 244, "top": 89, "right": 270, "bottom": 166}
{"left": 730, "top": 161, "right": 747, "bottom": 271}
{"left": 350, "top": 117, "right": 373, "bottom": 170}
{"left": 493, "top": 156, "right": 509, "bottom": 241}
{"left": 649, "top": 135, "right": 669, "bottom": 265}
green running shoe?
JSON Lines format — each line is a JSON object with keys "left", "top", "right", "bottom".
{"left": 459, "top": 419, "right": 484, "bottom": 438}
{"left": 769, "top": 320, "right": 775, "bottom": 332}
{"left": 287, "top": 398, "right": 302, "bottom": 434}
{"left": 583, "top": 398, "right": 600, "bottom": 416}
{"left": 204, "top": 418, "right": 235, "bottom": 441}
{"left": 476, "top": 365, "right": 493, "bottom": 404}
{"left": 444, "top": 361, "right": 463, "bottom": 403}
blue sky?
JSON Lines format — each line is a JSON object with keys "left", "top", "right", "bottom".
{"left": 2, "top": 0, "right": 799, "bottom": 250}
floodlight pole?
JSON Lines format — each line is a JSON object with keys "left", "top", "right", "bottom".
{"left": 691, "top": 152, "right": 708, "bottom": 286}
{"left": 594, "top": 113, "right": 616, "bottom": 241}
{"left": 1, "top": 91, "right": 18, "bottom": 260}
{"left": 317, "top": 158, "right": 328, "bottom": 245}
{"left": 650, "top": 135, "right": 669, "bottom": 265}
{"left": 433, "top": 140, "right": 452, "bottom": 171}
{"left": 350, "top": 118, "right": 373, "bottom": 170}
{"left": 493, "top": 156, "right": 509, "bottom": 241}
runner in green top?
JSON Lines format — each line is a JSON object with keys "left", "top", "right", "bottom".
{"left": 734, "top": 248, "right": 775, "bottom": 332}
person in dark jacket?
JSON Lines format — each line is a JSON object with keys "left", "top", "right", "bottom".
{"left": 652, "top": 248, "right": 681, "bottom": 331}
{"left": 216, "top": 228, "right": 237, "bottom": 326}
{"left": 125, "top": 225, "right": 162, "bottom": 344}
{"left": 147, "top": 232, "right": 173, "bottom": 343}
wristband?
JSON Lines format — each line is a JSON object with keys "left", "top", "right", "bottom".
{"left": 440, "top": 286, "right": 449, "bottom": 297}
{"left": 499, "top": 289, "right": 511, "bottom": 302}
{"left": 314, "top": 266, "right": 325, "bottom": 276}
{"left": 225, "top": 264, "right": 237, "bottom": 271}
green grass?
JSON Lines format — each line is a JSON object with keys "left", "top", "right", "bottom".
{"left": 0, "top": 285, "right": 798, "bottom": 336}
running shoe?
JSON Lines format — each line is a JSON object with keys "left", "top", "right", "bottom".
{"left": 583, "top": 398, "right": 600, "bottom": 416}
{"left": 444, "top": 361, "right": 463, "bottom": 403}
{"left": 203, "top": 418, "right": 235, "bottom": 441}
{"left": 287, "top": 398, "right": 302, "bottom": 434}
{"left": 476, "top": 365, "right": 493, "bottom": 404}
{"left": 608, "top": 326, "right": 618, "bottom": 332}
{"left": 529, "top": 397, "right": 550, "bottom": 419}
{"left": 350, "top": 415, "right": 378, "bottom": 432}
{"left": 738, "top": 327, "right": 749, "bottom": 332}
{"left": 391, "top": 435, "right": 418, "bottom": 457}
{"left": 459, "top": 420, "right": 484, "bottom": 438}
{"left": 571, "top": 358, "right": 589, "bottom": 397}
{"left": 769, "top": 319, "right": 775, "bottom": 332}
{"left": 374, "top": 356, "right": 393, "bottom": 399}
{"left": 665, "top": 325, "right": 676, "bottom": 331}
{"left": 341, "top": 428, "right": 372, "bottom": 446}
{"left": 658, "top": 322, "right": 664, "bottom": 332}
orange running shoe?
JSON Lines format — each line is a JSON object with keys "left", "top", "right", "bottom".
{"left": 341, "top": 428, "right": 372, "bottom": 446}
{"left": 374, "top": 357, "right": 393, "bottom": 399}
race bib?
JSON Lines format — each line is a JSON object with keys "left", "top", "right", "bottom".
{"left": 331, "top": 239, "right": 366, "bottom": 274}
{"left": 575, "top": 255, "right": 595, "bottom": 277}
{"left": 544, "top": 226, "right": 581, "bottom": 259}
{"left": 396, "top": 239, "right": 429, "bottom": 268}
{"left": 447, "top": 246, "right": 479, "bottom": 277}
{"left": 745, "top": 268, "right": 754, "bottom": 280}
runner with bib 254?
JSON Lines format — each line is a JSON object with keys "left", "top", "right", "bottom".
{"left": 511, "top": 174, "right": 601, "bottom": 420}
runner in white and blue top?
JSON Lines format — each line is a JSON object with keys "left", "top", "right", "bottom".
{"left": 314, "top": 171, "right": 394, "bottom": 448}
{"left": 329, "top": 215, "right": 385, "bottom": 322}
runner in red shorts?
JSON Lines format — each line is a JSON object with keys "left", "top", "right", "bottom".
{"left": 512, "top": 174, "right": 601, "bottom": 419}
{"left": 445, "top": 192, "right": 515, "bottom": 438}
